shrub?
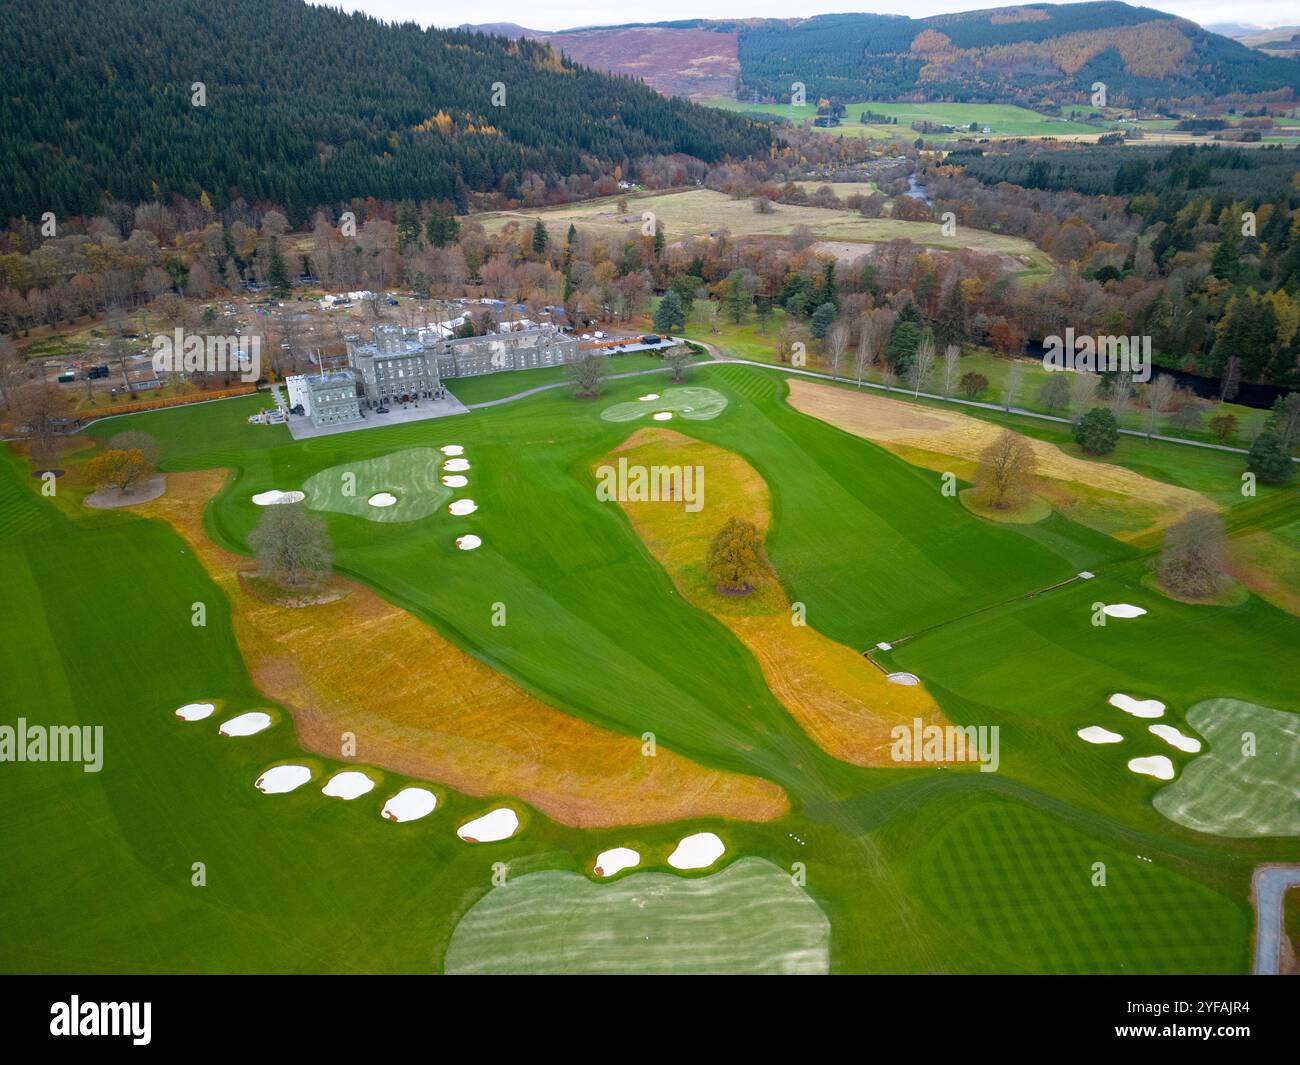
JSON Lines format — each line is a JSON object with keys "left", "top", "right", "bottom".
{"left": 958, "top": 372, "right": 988, "bottom": 399}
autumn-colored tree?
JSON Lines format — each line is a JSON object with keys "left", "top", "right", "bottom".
{"left": 972, "top": 430, "right": 1037, "bottom": 510}
{"left": 706, "top": 517, "right": 770, "bottom": 596}
{"left": 85, "top": 448, "right": 153, "bottom": 494}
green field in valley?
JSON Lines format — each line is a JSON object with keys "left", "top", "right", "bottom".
{"left": 703, "top": 98, "right": 1106, "bottom": 141}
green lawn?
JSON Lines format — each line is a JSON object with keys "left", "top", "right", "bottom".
{"left": 2, "top": 354, "right": 1295, "bottom": 973}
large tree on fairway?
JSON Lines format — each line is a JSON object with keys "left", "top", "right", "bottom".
{"left": 706, "top": 517, "right": 770, "bottom": 596}
{"left": 1157, "top": 510, "right": 1228, "bottom": 599}
{"left": 566, "top": 353, "right": 608, "bottom": 398}
{"left": 248, "top": 504, "right": 332, "bottom": 588}
{"left": 972, "top": 430, "right": 1037, "bottom": 510}
{"left": 85, "top": 449, "right": 153, "bottom": 494}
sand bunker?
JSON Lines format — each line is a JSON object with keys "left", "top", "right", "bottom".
{"left": 601, "top": 387, "right": 729, "bottom": 424}
{"left": 668, "top": 831, "right": 725, "bottom": 870}
{"left": 440, "top": 445, "right": 464, "bottom": 456}
{"left": 594, "top": 847, "right": 640, "bottom": 877}
{"left": 442, "top": 475, "right": 468, "bottom": 488}
{"left": 1109, "top": 693, "right": 1165, "bottom": 718}
{"left": 1128, "top": 755, "right": 1176, "bottom": 781}
{"left": 448, "top": 499, "right": 478, "bottom": 516}
{"left": 255, "top": 764, "right": 312, "bottom": 794}
{"left": 218, "top": 711, "right": 272, "bottom": 737}
{"left": 638, "top": 394, "right": 660, "bottom": 402}
{"left": 458, "top": 808, "right": 520, "bottom": 843}
{"left": 322, "top": 770, "right": 376, "bottom": 800}
{"left": 886, "top": 672, "right": 920, "bottom": 686}
{"left": 368, "top": 492, "right": 397, "bottom": 507}
{"left": 443, "top": 458, "right": 470, "bottom": 472}
{"left": 1149, "top": 724, "right": 1202, "bottom": 753}
{"left": 1078, "top": 725, "right": 1124, "bottom": 744}
{"left": 382, "top": 787, "right": 438, "bottom": 823}
{"left": 175, "top": 702, "right": 215, "bottom": 721}
{"left": 455, "top": 534, "right": 482, "bottom": 551}
{"left": 252, "top": 490, "right": 305, "bottom": 506}
{"left": 136, "top": 469, "right": 789, "bottom": 830}
{"left": 1102, "top": 603, "right": 1147, "bottom": 618}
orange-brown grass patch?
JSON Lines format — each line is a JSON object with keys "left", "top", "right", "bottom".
{"left": 785, "top": 379, "right": 1210, "bottom": 539}
{"left": 602, "top": 428, "right": 948, "bottom": 766}
{"left": 133, "top": 469, "right": 788, "bottom": 828}
{"left": 1227, "top": 528, "right": 1300, "bottom": 616}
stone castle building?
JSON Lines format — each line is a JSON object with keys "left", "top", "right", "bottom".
{"left": 292, "top": 322, "right": 580, "bottom": 429}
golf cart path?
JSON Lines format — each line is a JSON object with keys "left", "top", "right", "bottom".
{"left": 465, "top": 339, "right": 1297, "bottom": 463}
{"left": 1252, "top": 864, "right": 1300, "bottom": 975}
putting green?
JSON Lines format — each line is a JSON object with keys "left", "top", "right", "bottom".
{"left": 1153, "top": 699, "right": 1300, "bottom": 838}
{"left": 444, "top": 857, "right": 829, "bottom": 974}
{"left": 600, "top": 387, "right": 728, "bottom": 423}
{"left": 302, "top": 447, "right": 452, "bottom": 523}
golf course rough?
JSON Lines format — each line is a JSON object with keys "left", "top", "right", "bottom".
{"left": 600, "top": 427, "right": 951, "bottom": 767}
{"left": 600, "top": 387, "right": 729, "bottom": 424}
{"left": 303, "top": 447, "right": 452, "bottom": 523}
{"left": 444, "top": 857, "right": 830, "bottom": 974}
{"left": 1153, "top": 699, "right": 1300, "bottom": 838}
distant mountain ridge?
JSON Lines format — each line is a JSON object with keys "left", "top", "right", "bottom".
{"left": 502, "top": 4, "right": 1300, "bottom": 105}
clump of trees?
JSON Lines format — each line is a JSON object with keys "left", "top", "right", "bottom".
{"left": 1157, "top": 510, "right": 1229, "bottom": 600}
{"left": 247, "top": 504, "right": 332, "bottom": 589}
{"left": 1073, "top": 406, "right": 1119, "bottom": 455}
{"left": 972, "top": 430, "right": 1037, "bottom": 510}
{"left": 958, "top": 372, "right": 988, "bottom": 400}
{"left": 706, "top": 517, "right": 770, "bottom": 596}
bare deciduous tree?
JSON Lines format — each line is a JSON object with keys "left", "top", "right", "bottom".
{"left": 1157, "top": 510, "right": 1228, "bottom": 599}
{"left": 940, "top": 343, "right": 960, "bottom": 398}
{"left": 826, "top": 320, "right": 850, "bottom": 382}
{"left": 248, "top": 504, "right": 332, "bottom": 589}
{"left": 1001, "top": 361, "right": 1023, "bottom": 412}
{"left": 1069, "top": 371, "right": 1099, "bottom": 417}
{"left": 1144, "top": 373, "right": 1176, "bottom": 440}
{"left": 909, "top": 335, "right": 936, "bottom": 396}
{"left": 973, "top": 430, "right": 1037, "bottom": 510}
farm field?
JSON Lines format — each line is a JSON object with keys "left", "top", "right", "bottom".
{"left": 1, "top": 356, "right": 1297, "bottom": 975}
{"left": 474, "top": 187, "right": 1053, "bottom": 277}
{"left": 702, "top": 98, "right": 1105, "bottom": 141}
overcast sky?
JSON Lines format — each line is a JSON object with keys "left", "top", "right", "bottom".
{"left": 310, "top": 1, "right": 1298, "bottom": 34}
